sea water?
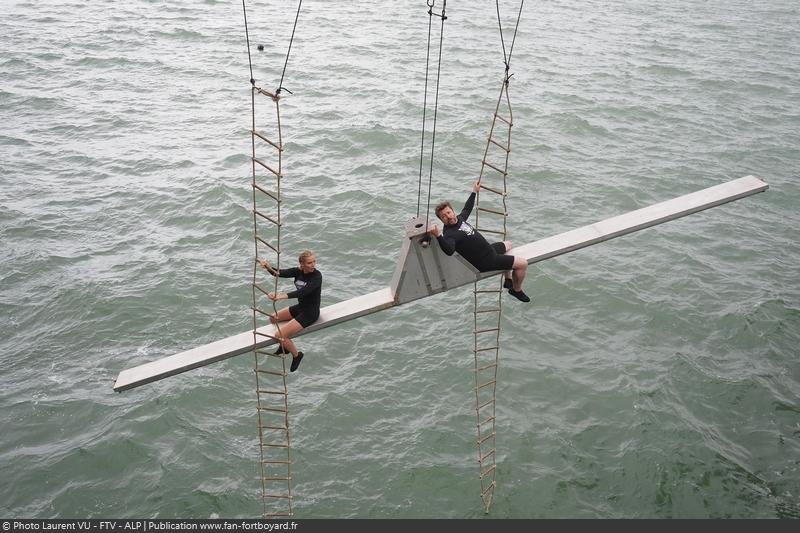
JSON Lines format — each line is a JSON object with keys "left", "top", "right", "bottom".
{"left": 1, "top": 0, "right": 799, "bottom": 518}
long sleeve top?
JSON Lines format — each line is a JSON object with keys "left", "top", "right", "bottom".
{"left": 277, "top": 267, "right": 323, "bottom": 309}
{"left": 435, "top": 192, "right": 494, "bottom": 266}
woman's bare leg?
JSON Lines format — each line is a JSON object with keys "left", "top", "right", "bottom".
{"left": 274, "top": 319, "right": 304, "bottom": 358}
{"left": 268, "top": 307, "right": 293, "bottom": 324}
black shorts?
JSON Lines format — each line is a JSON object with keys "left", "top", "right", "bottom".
{"left": 289, "top": 304, "right": 320, "bottom": 328}
{"left": 473, "top": 242, "right": 515, "bottom": 273}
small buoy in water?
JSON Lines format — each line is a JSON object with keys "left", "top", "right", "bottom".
{"left": 257, "top": 44, "right": 264, "bottom": 51}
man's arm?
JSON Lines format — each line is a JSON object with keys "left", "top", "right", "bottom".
{"left": 459, "top": 180, "right": 481, "bottom": 219}
{"left": 431, "top": 225, "right": 456, "bottom": 256}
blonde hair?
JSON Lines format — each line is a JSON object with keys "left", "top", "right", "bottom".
{"left": 298, "top": 250, "right": 315, "bottom": 263}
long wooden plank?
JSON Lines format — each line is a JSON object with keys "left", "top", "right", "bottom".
{"left": 113, "top": 288, "right": 394, "bottom": 391}
{"left": 511, "top": 175, "right": 768, "bottom": 264}
{"left": 113, "top": 176, "right": 767, "bottom": 392}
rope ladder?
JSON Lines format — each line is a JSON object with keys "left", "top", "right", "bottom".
{"left": 249, "top": 85, "right": 293, "bottom": 518}
{"left": 472, "top": 77, "right": 513, "bottom": 514}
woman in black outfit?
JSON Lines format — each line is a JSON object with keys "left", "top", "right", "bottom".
{"left": 258, "top": 250, "right": 322, "bottom": 372}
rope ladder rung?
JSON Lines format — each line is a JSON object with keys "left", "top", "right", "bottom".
{"left": 259, "top": 425, "right": 289, "bottom": 431}
{"left": 481, "top": 481, "right": 497, "bottom": 499}
{"left": 479, "top": 183, "right": 505, "bottom": 196}
{"left": 254, "top": 209, "right": 281, "bottom": 226}
{"left": 253, "top": 157, "right": 281, "bottom": 177}
{"left": 261, "top": 443, "right": 290, "bottom": 449}
{"left": 257, "top": 404, "right": 289, "bottom": 415}
{"left": 476, "top": 398, "right": 495, "bottom": 411}
{"left": 477, "top": 206, "right": 508, "bottom": 216}
{"left": 478, "top": 416, "right": 496, "bottom": 428}
{"left": 481, "top": 160, "right": 508, "bottom": 176}
{"left": 253, "top": 183, "right": 280, "bottom": 202}
{"left": 480, "top": 449, "right": 496, "bottom": 463}
{"left": 477, "top": 227, "right": 506, "bottom": 236}
{"left": 478, "top": 432, "right": 496, "bottom": 446}
{"left": 475, "top": 379, "right": 497, "bottom": 392}
{"left": 253, "top": 331, "right": 279, "bottom": 342}
{"left": 255, "top": 235, "right": 280, "bottom": 254}
{"left": 254, "top": 350, "right": 286, "bottom": 360}
{"left": 257, "top": 406, "right": 288, "bottom": 414}
{"left": 252, "top": 130, "right": 283, "bottom": 151}
{"left": 494, "top": 113, "right": 512, "bottom": 125}
{"left": 257, "top": 389, "right": 289, "bottom": 396}
{"left": 251, "top": 306, "right": 274, "bottom": 318}
{"left": 480, "top": 465, "right": 497, "bottom": 479}
{"left": 489, "top": 138, "right": 510, "bottom": 152}
{"left": 255, "top": 369, "right": 287, "bottom": 377}
{"left": 255, "top": 352, "right": 285, "bottom": 361}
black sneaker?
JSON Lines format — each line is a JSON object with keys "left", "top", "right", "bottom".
{"left": 503, "top": 278, "right": 513, "bottom": 289}
{"left": 290, "top": 352, "right": 304, "bottom": 372}
{"left": 272, "top": 344, "right": 289, "bottom": 355}
{"left": 508, "top": 288, "right": 531, "bottom": 303}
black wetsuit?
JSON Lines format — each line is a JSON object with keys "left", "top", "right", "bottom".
{"left": 435, "top": 192, "right": 514, "bottom": 272}
{"left": 278, "top": 267, "right": 322, "bottom": 327}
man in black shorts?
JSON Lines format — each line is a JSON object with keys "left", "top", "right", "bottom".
{"left": 430, "top": 180, "right": 530, "bottom": 302}
{"left": 258, "top": 250, "right": 322, "bottom": 372}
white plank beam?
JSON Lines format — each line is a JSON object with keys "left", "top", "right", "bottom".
{"left": 113, "top": 175, "right": 767, "bottom": 392}
{"left": 512, "top": 175, "right": 768, "bottom": 264}
{"left": 113, "top": 288, "right": 394, "bottom": 391}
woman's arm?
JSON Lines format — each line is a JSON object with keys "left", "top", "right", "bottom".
{"left": 258, "top": 259, "right": 280, "bottom": 277}
{"left": 286, "top": 272, "right": 322, "bottom": 299}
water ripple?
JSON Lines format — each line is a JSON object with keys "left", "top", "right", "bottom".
{"left": 1, "top": 0, "right": 798, "bottom": 520}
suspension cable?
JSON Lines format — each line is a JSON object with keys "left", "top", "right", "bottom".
{"left": 416, "top": 1, "right": 436, "bottom": 218}
{"left": 507, "top": 1, "right": 524, "bottom": 67}
{"left": 242, "top": 0, "right": 255, "bottom": 85}
{"left": 422, "top": 0, "right": 447, "bottom": 232}
{"left": 496, "top": 0, "right": 525, "bottom": 79}
{"left": 277, "top": 0, "right": 304, "bottom": 95}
